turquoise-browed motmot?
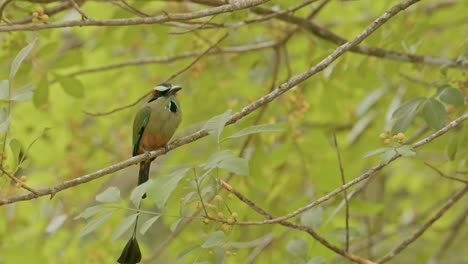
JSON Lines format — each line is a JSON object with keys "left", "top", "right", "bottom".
{"left": 132, "top": 83, "right": 182, "bottom": 191}
{"left": 118, "top": 83, "right": 182, "bottom": 264}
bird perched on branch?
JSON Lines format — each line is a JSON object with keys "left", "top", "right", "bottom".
{"left": 118, "top": 83, "right": 182, "bottom": 264}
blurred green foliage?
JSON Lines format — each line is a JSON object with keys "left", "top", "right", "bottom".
{"left": 0, "top": 1, "right": 466, "bottom": 264}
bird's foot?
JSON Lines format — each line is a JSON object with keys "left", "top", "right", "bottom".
{"left": 143, "top": 150, "right": 152, "bottom": 161}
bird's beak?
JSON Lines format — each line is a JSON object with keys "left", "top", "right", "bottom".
{"left": 169, "top": 86, "right": 182, "bottom": 95}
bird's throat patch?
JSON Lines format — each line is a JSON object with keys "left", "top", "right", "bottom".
{"left": 168, "top": 99, "right": 179, "bottom": 113}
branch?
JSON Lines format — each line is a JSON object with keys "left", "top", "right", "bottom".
{"left": 377, "top": 184, "right": 468, "bottom": 263}
{"left": 220, "top": 113, "right": 468, "bottom": 226}
{"left": 220, "top": 181, "right": 376, "bottom": 264}
{"left": 0, "top": 0, "right": 270, "bottom": 32}
{"left": 83, "top": 32, "right": 228, "bottom": 116}
{"left": 63, "top": 40, "right": 278, "bottom": 78}
{"left": 248, "top": 5, "right": 466, "bottom": 69}
{"left": 0, "top": 0, "right": 423, "bottom": 207}
{"left": 332, "top": 134, "right": 350, "bottom": 252}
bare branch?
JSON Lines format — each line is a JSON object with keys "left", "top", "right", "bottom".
{"left": 0, "top": 0, "right": 271, "bottom": 32}
{"left": 424, "top": 162, "right": 468, "bottom": 184}
{"left": 165, "top": 32, "right": 228, "bottom": 83}
{"left": 377, "top": 185, "right": 468, "bottom": 263}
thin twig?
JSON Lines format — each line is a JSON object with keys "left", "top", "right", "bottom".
{"left": 169, "top": 15, "right": 217, "bottom": 35}
{"left": 0, "top": 167, "right": 39, "bottom": 196}
{"left": 0, "top": 0, "right": 271, "bottom": 32}
{"left": 119, "top": 0, "right": 149, "bottom": 17}
{"left": 332, "top": 133, "right": 350, "bottom": 252}
{"left": 424, "top": 162, "right": 468, "bottom": 184}
{"left": 164, "top": 32, "right": 228, "bottom": 83}
{"left": 69, "top": 0, "right": 88, "bottom": 20}
{"left": 0, "top": 0, "right": 12, "bottom": 24}
{"left": 83, "top": 32, "right": 228, "bottom": 117}
{"left": 377, "top": 185, "right": 468, "bottom": 263}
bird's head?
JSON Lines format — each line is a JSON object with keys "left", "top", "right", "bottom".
{"left": 149, "top": 83, "right": 182, "bottom": 102}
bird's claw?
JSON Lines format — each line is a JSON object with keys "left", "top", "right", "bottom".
{"left": 143, "top": 151, "right": 152, "bottom": 161}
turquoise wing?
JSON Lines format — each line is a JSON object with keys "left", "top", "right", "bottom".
{"left": 132, "top": 106, "right": 151, "bottom": 156}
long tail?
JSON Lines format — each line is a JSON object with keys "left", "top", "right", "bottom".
{"left": 138, "top": 160, "right": 151, "bottom": 198}
{"left": 117, "top": 202, "right": 142, "bottom": 264}
{"left": 117, "top": 161, "right": 150, "bottom": 263}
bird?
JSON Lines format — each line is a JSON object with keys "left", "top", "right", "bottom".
{"left": 118, "top": 83, "right": 182, "bottom": 264}
{"left": 132, "top": 83, "right": 182, "bottom": 193}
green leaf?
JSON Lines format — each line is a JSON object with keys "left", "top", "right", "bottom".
{"left": 391, "top": 98, "right": 424, "bottom": 134}
{"left": 78, "top": 211, "right": 114, "bottom": 237}
{"left": 218, "top": 156, "right": 249, "bottom": 176}
{"left": 9, "top": 138, "right": 22, "bottom": 167}
{"left": 201, "top": 231, "right": 226, "bottom": 248}
{"left": 130, "top": 180, "right": 151, "bottom": 207}
{"left": 33, "top": 77, "right": 49, "bottom": 108}
{"left": 96, "top": 187, "right": 121, "bottom": 203}
{"left": 139, "top": 215, "right": 161, "bottom": 235}
{"left": 307, "top": 256, "right": 325, "bottom": 264}
{"left": 9, "top": 38, "right": 37, "bottom": 80}
{"left": 355, "top": 88, "right": 386, "bottom": 116}
{"left": 204, "top": 109, "right": 232, "bottom": 143}
{"left": 11, "top": 83, "right": 34, "bottom": 102}
{"left": 439, "top": 86, "right": 464, "bottom": 107}
{"left": 147, "top": 168, "right": 189, "bottom": 208}
{"left": 422, "top": 98, "right": 446, "bottom": 130}
{"left": 380, "top": 148, "right": 396, "bottom": 165}
{"left": 200, "top": 150, "right": 236, "bottom": 169}
{"left": 363, "top": 148, "right": 389, "bottom": 158}
{"left": 111, "top": 213, "right": 138, "bottom": 240}
{"left": 286, "top": 238, "right": 308, "bottom": 259}
{"left": 347, "top": 111, "right": 376, "bottom": 144}
{"left": 74, "top": 205, "right": 109, "bottom": 220}
{"left": 396, "top": 145, "right": 416, "bottom": 157}
{"left": 170, "top": 218, "right": 182, "bottom": 232}
{"left": 0, "top": 108, "right": 10, "bottom": 133}
{"left": 55, "top": 75, "right": 85, "bottom": 98}
{"left": 300, "top": 207, "right": 323, "bottom": 229}
{"left": 0, "top": 80, "right": 9, "bottom": 100}
{"left": 224, "top": 124, "right": 283, "bottom": 140}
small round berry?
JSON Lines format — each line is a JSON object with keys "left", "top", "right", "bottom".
{"left": 384, "top": 138, "right": 391, "bottom": 145}
{"left": 20, "top": 176, "right": 27, "bottom": 182}
{"left": 225, "top": 251, "right": 231, "bottom": 257}
{"left": 32, "top": 12, "right": 39, "bottom": 18}
{"left": 217, "top": 212, "right": 224, "bottom": 219}
{"left": 379, "top": 132, "right": 387, "bottom": 139}
{"left": 35, "top": 6, "right": 44, "bottom": 15}
{"left": 214, "top": 195, "right": 222, "bottom": 202}
{"left": 231, "top": 212, "right": 238, "bottom": 219}
{"left": 41, "top": 14, "right": 49, "bottom": 23}
{"left": 15, "top": 182, "right": 22, "bottom": 188}
{"left": 226, "top": 217, "right": 234, "bottom": 224}
{"left": 203, "top": 219, "right": 210, "bottom": 224}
